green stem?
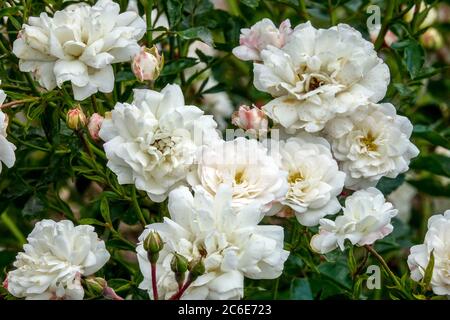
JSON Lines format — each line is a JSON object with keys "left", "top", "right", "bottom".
{"left": 364, "top": 245, "right": 402, "bottom": 289}
{"left": 328, "top": 0, "right": 336, "bottom": 25}
{"left": 131, "top": 187, "right": 147, "bottom": 226}
{"left": 91, "top": 95, "right": 98, "bottom": 114}
{"left": 273, "top": 277, "right": 280, "bottom": 300}
{"left": 298, "top": 0, "right": 310, "bottom": 20}
{"left": 374, "top": 0, "right": 396, "bottom": 51}
{"left": 1, "top": 97, "right": 40, "bottom": 109}
{"left": 8, "top": 133, "right": 51, "bottom": 152}
{"left": 145, "top": 0, "right": 154, "bottom": 46}
{"left": 1, "top": 210, "right": 26, "bottom": 245}
{"left": 24, "top": 73, "right": 40, "bottom": 96}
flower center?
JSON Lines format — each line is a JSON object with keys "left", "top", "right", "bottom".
{"left": 288, "top": 171, "right": 304, "bottom": 184}
{"left": 234, "top": 170, "right": 246, "bottom": 185}
{"left": 360, "top": 132, "right": 378, "bottom": 152}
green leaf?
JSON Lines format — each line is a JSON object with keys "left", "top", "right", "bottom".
{"left": 178, "top": 27, "right": 213, "bottom": 46}
{"left": 0, "top": 6, "right": 23, "bottom": 17}
{"left": 107, "top": 239, "right": 136, "bottom": 251}
{"left": 407, "top": 177, "right": 450, "bottom": 197}
{"left": 393, "top": 39, "right": 425, "bottom": 79}
{"left": 404, "top": 40, "right": 425, "bottom": 79}
{"left": 347, "top": 246, "right": 357, "bottom": 275}
{"left": 376, "top": 175, "right": 405, "bottom": 195}
{"left": 290, "top": 278, "right": 313, "bottom": 300}
{"left": 115, "top": 71, "right": 136, "bottom": 82}
{"left": 160, "top": 58, "right": 198, "bottom": 76}
{"left": 410, "top": 154, "right": 450, "bottom": 177}
{"left": 78, "top": 218, "right": 105, "bottom": 226}
{"left": 422, "top": 250, "right": 434, "bottom": 290}
{"left": 107, "top": 279, "right": 131, "bottom": 291}
{"left": 241, "top": 0, "right": 260, "bottom": 8}
{"left": 412, "top": 125, "right": 450, "bottom": 149}
{"left": 164, "top": 0, "right": 183, "bottom": 27}
{"left": 100, "top": 197, "right": 112, "bottom": 224}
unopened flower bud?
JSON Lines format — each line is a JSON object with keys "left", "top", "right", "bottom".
{"left": 66, "top": 106, "right": 87, "bottom": 131}
{"left": 87, "top": 113, "right": 104, "bottom": 141}
{"left": 188, "top": 258, "right": 205, "bottom": 281}
{"left": 231, "top": 104, "right": 268, "bottom": 136}
{"left": 132, "top": 46, "right": 164, "bottom": 82}
{"left": 171, "top": 252, "right": 189, "bottom": 274}
{"left": 84, "top": 276, "right": 107, "bottom": 296}
{"left": 144, "top": 231, "right": 164, "bottom": 264}
{"left": 420, "top": 28, "right": 443, "bottom": 50}
{"left": 171, "top": 252, "right": 189, "bottom": 287}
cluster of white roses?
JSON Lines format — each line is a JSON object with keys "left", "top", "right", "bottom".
{"left": 231, "top": 18, "right": 419, "bottom": 250}
{"left": 2, "top": 0, "right": 448, "bottom": 300}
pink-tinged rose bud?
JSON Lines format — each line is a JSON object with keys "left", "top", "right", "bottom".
{"left": 369, "top": 28, "right": 398, "bottom": 47}
{"left": 66, "top": 106, "right": 87, "bottom": 131}
{"left": 232, "top": 105, "right": 268, "bottom": 136}
{"left": 132, "top": 46, "right": 164, "bottom": 82}
{"left": 232, "top": 18, "right": 292, "bottom": 61}
{"left": 88, "top": 113, "right": 104, "bottom": 141}
{"left": 420, "top": 28, "right": 443, "bottom": 50}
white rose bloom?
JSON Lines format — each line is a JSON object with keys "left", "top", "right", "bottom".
{"left": 136, "top": 185, "right": 289, "bottom": 300}
{"left": 310, "top": 187, "right": 398, "bottom": 254}
{"left": 188, "top": 137, "right": 288, "bottom": 214}
{"left": 325, "top": 103, "right": 419, "bottom": 190}
{"left": 255, "top": 22, "right": 390, "bottom": 132}
{"left": 0, "top": 86, "right": 16, "bottom": 173}
{"left": 407, "top": 210, "right": 450, "bottom": 296}
{"left": 99, "top": 84, "right": 220, "bottom": 202}
{"left": 268, "top": 134, "right": 346, "bottom": 226}
{"left": 6, "top": 220, "right": 110, "bottom": 300}
{"left": 12, "top": 0, "right": 146, "bottom": 101}
{"left": 233, "top": 18, "right": 292, "bottom": 61}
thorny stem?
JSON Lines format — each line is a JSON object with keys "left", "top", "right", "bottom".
{"left": 151, "top": 262, "right": 159, "bottom": 300}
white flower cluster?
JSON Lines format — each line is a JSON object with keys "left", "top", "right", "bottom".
{"left": 3, "top": 2, "right": 426, "bottom": 300}
{"left": 231, "top": 18, "right": 419, "bottom": 253}
{"left": 6, "top": 220, "right": 109, "bottom": 300}
{"left": 407, "top": 210, "right": 450, "bottom": 296}
{"left": 137, "top": 185, "right": 289, "bottom": 299}
{"left": 12, "top": 0, "right": 146, "bottom": 100}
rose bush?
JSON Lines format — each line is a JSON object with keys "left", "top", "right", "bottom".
{"left": 0, "top": 0, "right": 449, "bottom": 301}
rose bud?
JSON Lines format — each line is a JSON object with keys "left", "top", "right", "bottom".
{"left": 144, "top": 231, "right": 164, "bottom": 263}
{"left": 420, "top": 28, "right": 443, "bottom": 50}
{"left": 66, "top": 106, "right": 87, "bottom": 131}
{"left": 87, "top": 113, "right": 104, "bottom": 141}
{"left": 232, "top": 104, "right": 268, "bottom": 136}
{"left": 188, "top": 258, "right": 205, "bottom": 281}
{"left": 132, "top": 46, "right": 164, "bottom": 82}
{"left": 171, "top": 252, "right": 189, "bottom": 288}
{"left": 84, "top": 277, "right": 107, "bottom": 296}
